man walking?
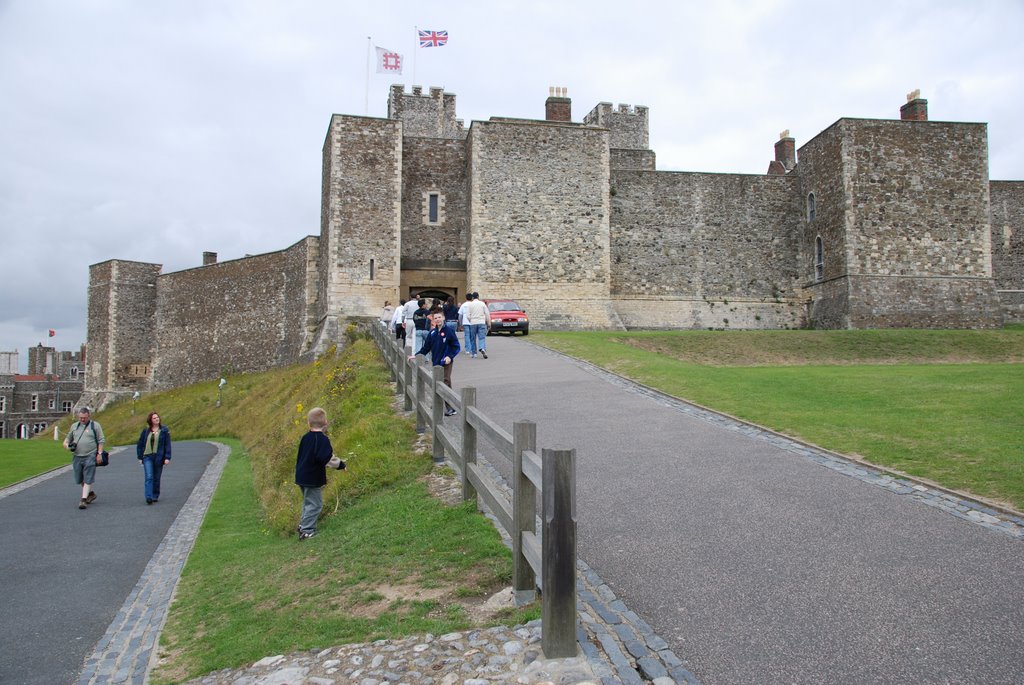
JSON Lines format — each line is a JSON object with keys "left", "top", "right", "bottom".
{"left": 410, "top": 309, "right": 461, "bottom": 415}
{"left": 64, "top": 407, "right": 105, "bottom": 509}
{"left": 463, "top": 292, "right": 491, "bottom": 359}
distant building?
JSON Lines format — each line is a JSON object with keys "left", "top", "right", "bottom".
{"left": 0, "top": 344, "right": 86, "bottom": 439}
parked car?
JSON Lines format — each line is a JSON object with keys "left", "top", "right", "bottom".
{"left": 484, "top": 299, "right": 529, "bottom": 335}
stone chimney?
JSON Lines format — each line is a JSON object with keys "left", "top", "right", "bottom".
{"left": 545, "top": 86, "right": 571, "bottom": 122}
{"left": 768, "top": 129, "right": 796, "bottom": 175}
{"left": 900, "top": 89, "right": 928, "bottom": 121}
{"left": 203, "top": 251, "right": 218, "bottom": 266}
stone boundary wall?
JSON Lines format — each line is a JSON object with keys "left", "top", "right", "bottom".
{"left": 151, "top": 238, "right": 317, "bottom": 390}
{"left": 609, "top": 170, "right": 803, "bottom": 303}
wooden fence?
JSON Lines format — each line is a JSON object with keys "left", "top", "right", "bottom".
{"left": 369, "top": 322, "right": 578, "bottom": 658}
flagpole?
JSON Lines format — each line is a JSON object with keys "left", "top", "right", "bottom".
{"left": 365, "top": 36, "right": 371, "bottom": 115}
{"left": 412, "top": 26, "right": 417, "bottom": 86}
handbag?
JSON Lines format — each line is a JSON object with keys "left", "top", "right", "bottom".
{"left": 88, "top": 422, "right": 109, "bottom": 466}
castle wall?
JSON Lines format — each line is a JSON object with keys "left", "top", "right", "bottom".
{"left": 608, "top": 170, "right": 804, "bottom": 329}
{"left": 467, "top": 119, "right": 622, "bottom": 329}
{"left": 799, "top": 118, "right": 1001, "bottom": 328}
{"left": 151, "top": 237, "right": 317, "bottom": 390}
{"left": 319, "top": 115, "right": 402, "bottom": 337}
{"left": 86, "top": 260, "right": 160, "bottom": 394}
{"left": 400, "top": 137, "right": 469, "bottom": 264}
{"left": 990, "top": 180, "right": 1024, "bottom": 322}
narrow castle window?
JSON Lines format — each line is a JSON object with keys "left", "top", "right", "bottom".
{"left": 423, "top": 191, "right": 444, "bottom": 225}
{"left": 31, "top": 394, "right": 38, "bottom": 411}
{"left": 48, "top": 398, "right": 55, "bottom": 409}
{"left": 70, "top": 366, "right": 79, "bottom": 379}
{"left": 0, "top": 396, "right": 5, "bottom": 412}
{"left": 807, "top": 193, "right": 817, "bottom": 221}
{"left": 815, "top": 236, "right": 824, "bottom": 281}
{"left": 369, "top": 258, "right": 375, "bottom": 281}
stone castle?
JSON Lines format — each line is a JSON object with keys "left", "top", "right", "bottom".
{"left": 86, "top": 85, "right": 1023, "bottom": 399}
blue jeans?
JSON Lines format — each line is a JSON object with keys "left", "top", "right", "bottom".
{"left": 466, "top": 323, "right": 487, "bottom": 355}
{"left": 299, "top": 485, "right": 323, "bottom": 534}
{"left": 141, "top": 455, "right": 165, "bottom": 501}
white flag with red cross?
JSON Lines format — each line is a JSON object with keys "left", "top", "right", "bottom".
{"left": 375, "top": 47, "right": 403, "bottom": 74}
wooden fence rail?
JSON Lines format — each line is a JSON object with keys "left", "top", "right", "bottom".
{"left": 368, "top": 323, "right": 578, "bottom": 658}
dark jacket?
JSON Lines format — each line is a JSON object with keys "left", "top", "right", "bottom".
{"left": 136, "top": 425, "right": 172, "bottom": 461}
{"left": 295, "top": 430, "right": 334, "bottom": 488}
{"left": 415, "top": 324, "right": 461, "bottom": 366}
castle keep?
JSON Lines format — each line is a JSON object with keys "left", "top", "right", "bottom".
{"left": 86, "top": 86, "right": 1024, "bottom": 398}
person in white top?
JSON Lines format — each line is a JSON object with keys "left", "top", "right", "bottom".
{"left": 380, "top": 300, "right": 394, "bottom": 327}
{"left": 390, "top": 299, "right": 407, "bottom": 344}
{"left": 462, "top": 292, "right": 491, "bottom": 358}
{"left": 402, "top": 294, "right": 420, "bottom": 351}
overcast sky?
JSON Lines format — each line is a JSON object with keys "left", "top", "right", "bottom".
{"left": 2, "top": 0, "right": 1022, "bottom": 372}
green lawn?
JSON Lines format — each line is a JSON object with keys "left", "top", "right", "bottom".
{"left": 0, "top": 439, "right": 69, "bottom": 487}
{"left": 532, "top": 329, "right": 1024, "bottom": 511}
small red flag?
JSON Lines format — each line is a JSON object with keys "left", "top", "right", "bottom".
{"left": 48, "top": 329, "right": 56, "bottom": 337}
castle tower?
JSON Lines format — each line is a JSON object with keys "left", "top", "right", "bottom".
{"left": 387, "top": 84, "right": 465, "bottom": 139}
{"left": 315, "top": 113, "right": 403, "bottom": 349}
{"left": 466, "top": 93, "right": 623, "bottom": 330}
{"left": 797, "top": 93, "right": 1001, "bottom": 328}
{"left": 86, "top": 259, "right": 161, "bottom": 395}
{"left": 583, "top": 101, "right": 655, "bottom": 171}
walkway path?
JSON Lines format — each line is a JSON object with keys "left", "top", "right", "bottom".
{"left": 0, "top": 441, "right": 219, "bottom": 685}
{"left": 453, "top": 335, "right": 1024, "bottom": 684}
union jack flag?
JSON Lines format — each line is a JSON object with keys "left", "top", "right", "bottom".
{"left": 418, "top": 29, "right": 448, "bottom": 48}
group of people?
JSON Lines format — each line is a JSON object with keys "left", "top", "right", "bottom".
{"left": 64, "top": 403, "right": 344, "bottom": 542}
{"left": 382, "top": 291, "right": 492, "bottom": 358}
{"left": 63, "top": 407, "right": 171, "bottom": 509}
{"left": 380, "top": 291, "right": 494, "bottom": 418}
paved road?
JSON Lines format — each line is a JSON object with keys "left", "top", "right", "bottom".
{"left": 452, "top": 335, "right": 1024, "bottom": 684}
{"left": 0, "top": 441, "right": 216, "bottom": 685}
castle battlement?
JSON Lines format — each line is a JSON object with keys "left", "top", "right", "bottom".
{"left": 583, "top": 101, "right": 649, "bottom": 150}
{"left": 388, "top": 84, "right": 465, "bottom": 139}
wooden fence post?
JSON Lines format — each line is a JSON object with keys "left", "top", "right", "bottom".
{"left": 542, "top": 447, "right": 578, "bottom": 659}
{"left": 403, "top": 356, "right": 413, "bottom": 411}
{"left": 386, "top": 330, "right": 397, "bottom": 382}
{"left": 431, "top": 365, "right": 445, "bottom": 463}
{"left": 513, "top": 421, "right": 537, "bottom": 604}
{"left": 414, "top": 356, "right": 426, "bottom": 433}
{"left": 460, "top": 387, "right": 477, "bottom": 502}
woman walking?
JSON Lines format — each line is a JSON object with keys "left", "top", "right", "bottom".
{"left": 136, "top": 412, "right": 172, "bottom": 505}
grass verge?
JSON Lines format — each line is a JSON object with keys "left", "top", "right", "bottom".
{"left": 0, "top": 439, "right": 69, "bottom": 488}
{"left": 150, "top": 438, "right": 533, "bottom": 684}
{"left": 532, "top": 329, "right": 1024, "bottom": 511}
